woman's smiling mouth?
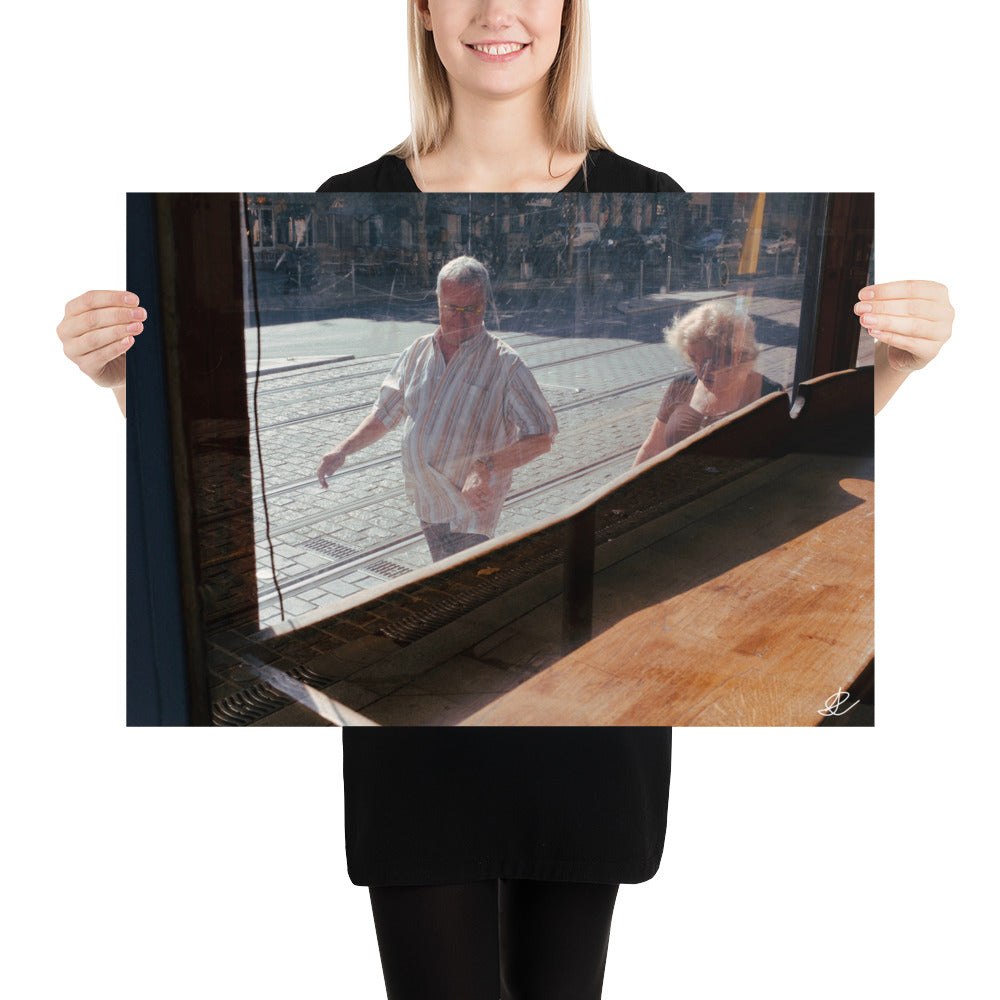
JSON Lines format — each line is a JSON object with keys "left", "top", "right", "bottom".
{"left": 467, "top": 41, "right": 529, "bottom": 59}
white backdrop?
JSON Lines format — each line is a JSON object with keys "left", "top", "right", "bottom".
{"left": 5, "top": 2, "right": 994, "bottom": 997}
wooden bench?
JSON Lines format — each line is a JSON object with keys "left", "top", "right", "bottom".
{"left": 462, "top": 448, "right": 873, "bottom": 726}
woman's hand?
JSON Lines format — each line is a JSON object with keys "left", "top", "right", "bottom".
{"left": 855, "top": 280, "right": 953, "bottom": 372}
{"left": 57, "top": 290, "right": 145, "bottom": 390}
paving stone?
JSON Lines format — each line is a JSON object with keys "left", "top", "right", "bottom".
{"left": 281, "top": 596, "right": 318, "bottom": 616}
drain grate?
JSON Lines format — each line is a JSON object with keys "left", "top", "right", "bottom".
{"left": 212, "top": 660, "right": 349, "bottom": 726}
{"left": 302, "top": 537, "right": 359, "bottom": 561}
{"left": 374, "top": 545, "right": 563, "bottom": 644}
{"left": 213, "top": 682, "right": 291, "bottom": 726}
{"left": 366, "top": 559, "right": 412, "bottom": 579}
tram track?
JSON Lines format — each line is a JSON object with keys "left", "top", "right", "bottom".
{"left": 237, "top": 333, "right": 786, "bottom": 623}
{"left": 254, "top": 441, "right": 640, "bottom": 605}
{"left": 246, "top": 331, "right": 549, "bottom": 401}
{"left": 249, "top": 337, "right": 659, "bottom": 429}
{"left": 229, "top": 366, "right": 682, "bottom": 543}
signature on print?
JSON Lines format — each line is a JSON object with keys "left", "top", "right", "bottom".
{"left": 817, "top": 688, "right": 859, "bottom": 718}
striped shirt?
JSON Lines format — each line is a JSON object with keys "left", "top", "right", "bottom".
{"left": 372, "top": 327, "right": 558, "bottom": 536}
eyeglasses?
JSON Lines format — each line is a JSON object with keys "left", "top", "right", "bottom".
{"left": 441, "top": 303, "right": 485, "bottom": 315}
{"left": 691, "top": 350, "right": 754, "bottom": 377}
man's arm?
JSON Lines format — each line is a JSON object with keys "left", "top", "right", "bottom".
{"left": 317, "top": 413, "right": 391, "bottom": 488}
{"left": 481, "top": 433, "right": 553, "bottom": 474}
{"left": 461, "top": 433, "right": 553, "bottom": 513}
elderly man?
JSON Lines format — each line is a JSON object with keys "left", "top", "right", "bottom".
{"left": 317, "top": 256, "right": 557, "bottom": 562}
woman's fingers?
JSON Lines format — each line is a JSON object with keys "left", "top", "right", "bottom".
{"left": 57, "top": 290, "right": 144, "bottom": 387}
{"left": 858, "top": 278, "right": 949, "bottom": 302}
{"left": 854, "top": 279, "right": 953, "bottom": 371}
{"left": 856, "top": 312, "right": 939, "bottom": 341}
{"left": 64, "top": 289, "right": 139, "bottom": 314}
{"left": 61, "top": 309, "right": 144, "bottom": 357}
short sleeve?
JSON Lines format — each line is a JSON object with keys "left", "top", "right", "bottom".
{"left": 505, "top": 361, "right": 558, "bottom": 439}
{"left": 371, "top": 349, "right": 410, "bottom": 429}
{"left": 655, "top": 374, "right": 697, "bottom": 424}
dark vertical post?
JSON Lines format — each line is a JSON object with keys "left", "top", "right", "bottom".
{"left": 810, "top": 193, "right": 875, "bottom": 377}
{"left": 562, "top": 506, "right": 596, "bottom": 654}
{"left": 793, "top": 192, "right": 875, "bottom": 397}
{"left": 126, "top": 193, "right": 202, "bottom": 724}
{"left": 792, "top": 194, "right": 830, "bottom": 400}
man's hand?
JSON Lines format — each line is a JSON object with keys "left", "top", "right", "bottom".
{"left": 462, "top": 464, "right": 499, "bottom": 513}
{"left": 58, "top": 290, "right": 145, "bottom": 389}
{"left": 316, "top": 416, "right": 391, "bottom": 488}
{"left": 317, "top": 448, "right": 347, "bottom": 488}
{"left": 855, "top": 280, "right": 953, "bottom": 373}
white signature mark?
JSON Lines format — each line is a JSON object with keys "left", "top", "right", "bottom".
{"left": 818, "top": 688, "right": 859, "bottom": 717}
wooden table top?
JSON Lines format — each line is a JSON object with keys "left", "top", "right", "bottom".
{"left": 463, "top": 451, "right": 874, "bottom": 727}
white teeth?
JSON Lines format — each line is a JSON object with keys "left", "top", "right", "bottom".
{"left": 472, "top": 43, "right": 526, "bottom": 56}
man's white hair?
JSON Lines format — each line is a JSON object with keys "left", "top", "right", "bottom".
{"left": 436, "top": 256, "right": 491, "bottom": 299}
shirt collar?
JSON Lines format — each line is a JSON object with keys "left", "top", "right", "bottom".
{"left": 434, "top": 324, "right": 489, "bottom": 355}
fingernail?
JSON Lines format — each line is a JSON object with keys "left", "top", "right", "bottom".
{"left": 126, "top": 322, "right": 143, "bottom": 334}
{"left": 859, "top": 287, "right": 875, "bottom": 300}
{"left": 123, "top": 293, "right": 139, "bottom": 306}
{"left": 855, "top": 303, "right": 871, "bottom": 314}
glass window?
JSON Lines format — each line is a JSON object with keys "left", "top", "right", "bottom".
{"left": 131, "top": 191, "right": 873, "bottom": 725}
{"left": 242, "top": 192, "right": 831, "bottom": 629}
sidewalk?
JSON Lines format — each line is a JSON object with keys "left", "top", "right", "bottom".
{"left": 244, "top": 298, "right": 803, "bottom": 631}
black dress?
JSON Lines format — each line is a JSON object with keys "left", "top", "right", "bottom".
{"left": 322, "top": 149, "right": 681, "bottom": 887}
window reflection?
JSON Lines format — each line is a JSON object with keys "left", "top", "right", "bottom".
{"left": 244, "top": 193, "right": 814, "bottom": 629}
{"left": 633, "top": 301, "right": 785, "bottom": 467}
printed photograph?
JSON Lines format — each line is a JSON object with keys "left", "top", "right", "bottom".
{"left": 128, "top": 192, "right": 874, "bottom": 727}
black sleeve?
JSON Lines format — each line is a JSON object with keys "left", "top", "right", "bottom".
{"left": 317, "top": 156, "right": 419, "bottom": 193}
{"left": 583, "top": 150, "right": 683, "bottom": 193}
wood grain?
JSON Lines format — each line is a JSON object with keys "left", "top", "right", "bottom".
{"left": 463, "top": 453, "right": 873, "bottom": 726}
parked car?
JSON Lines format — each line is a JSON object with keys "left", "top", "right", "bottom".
{"left": 690, "top": 229, "right": 725, "bottom": 253}
{"left": 642, "top": 227, "right": 672, "bottom": 253}
{"left": 763, "top": 230, "right": 798, "bottom": 256}
{"left": 571, "top": 222, "right": 602, "bottom": 247}
{"left": 600, "top": 225, "right": 646, "bottom": 262}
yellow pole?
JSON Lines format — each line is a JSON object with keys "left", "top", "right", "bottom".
{"left": 738, "top": 193, "right": 765, "bottom": 275}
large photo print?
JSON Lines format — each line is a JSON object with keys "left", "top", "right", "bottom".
{"left": 128, "top": 192, "right": 874, "bottom": 727}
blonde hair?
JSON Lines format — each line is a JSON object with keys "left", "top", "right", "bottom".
{"left": 388, "top": 0, "right": 610, "bottom": 163}
{"left": 666, "top": 302, "right": 761, "bottom": 365}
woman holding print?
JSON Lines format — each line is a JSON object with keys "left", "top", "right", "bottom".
{"left": 56, "top": 3, "right": 952, "bottom": 998}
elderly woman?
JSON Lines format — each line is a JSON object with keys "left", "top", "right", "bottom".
{"left": 633, "top": 300, "right": 783, "bottom": 466}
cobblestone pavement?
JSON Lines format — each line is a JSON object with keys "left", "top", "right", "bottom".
{"left": 244, "top": 293, "right": 806, "bottom": 628}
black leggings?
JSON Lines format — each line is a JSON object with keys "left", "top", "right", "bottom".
{"left": 369, "top": 879, "right": 620, "bottom": 1000}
